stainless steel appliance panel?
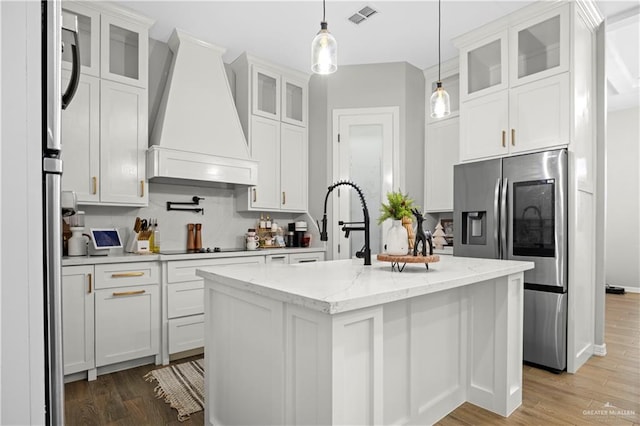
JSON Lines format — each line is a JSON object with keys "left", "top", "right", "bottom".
{"left": 503, "top": 149, "right": 567, "bottom": 289}
{"left": 523, "top": 289, "right": 567, "bottom": 371}
{"left": 453, "top": 158, "right": 501, "bottom": 259}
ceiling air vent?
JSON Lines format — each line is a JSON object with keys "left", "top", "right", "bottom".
{"left": 348, "top": 5, "right": 379, "bottom": 25}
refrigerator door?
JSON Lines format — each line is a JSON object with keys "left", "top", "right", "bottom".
{"left": 44, "top": 159, "right": 65, "bottom": 425}
{"left": 453, "top": 158, "right": 502, "bottom": 259}
{"left": 503, "top": 149, "right": 567, "bottom": 289}
{"left": 523, "top": 289, "right": 567, "bottom": 371}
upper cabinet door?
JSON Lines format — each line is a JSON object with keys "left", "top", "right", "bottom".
{"left": 460, "top": 30, "right": 509, "bottom": 101}
{"left": 100, "top": 13, "right": 149, "bottom": 88}
{"left": 62, "top": 2, "right": 100, "bottom": 77}
{"left": 280, "top": 123, "right": 307, "bottom": 211}
{"left": 509, "top": 5, "right": 569, "bottom": 87}
{"left": 281, "top": 76, "right": 307, "bottom": 127}
{"left": 252, "top": 65, "right": 281, "bottom": 121}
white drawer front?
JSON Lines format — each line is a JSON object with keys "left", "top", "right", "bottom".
{"left": 289, "top": 252, "right": 325, "bottom": 263}
{"left": 166, "top": 256, "right": 265, "bottom": 283}
{"left": 169, "top": 315, "right": 204, "bottom": 354}
{"left": 168, "top": 280, "right": 204, "bottom": 319}
{"left": 94, "top": 262, "right": 159, "bottom": 289}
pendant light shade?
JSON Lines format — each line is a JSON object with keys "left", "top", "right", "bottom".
{"left": 311, "top": 0, "right": 337, "bottom": 74}
{"left": 430, "top": 81, "right": 451, "bottom": 118}
{"left": 430, "top": 0, "right": 450, "bottom": 118}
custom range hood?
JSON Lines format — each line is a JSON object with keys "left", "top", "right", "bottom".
{"left": 147, "top": 29, "right": 258, "bottom": 186}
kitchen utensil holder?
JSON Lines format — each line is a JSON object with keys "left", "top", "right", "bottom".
{"left": 125, "top": 231, "right": 138, "bottom": 253}
{"left": 167, "top": 196, "right": 205, "bottom": 214}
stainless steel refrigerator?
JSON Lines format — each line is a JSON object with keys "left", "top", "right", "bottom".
{"left": 43, "top": 1, "right": 80, "bottom": 423}
{"left": 453, "top": 149, "right": 568, "bottom": 372}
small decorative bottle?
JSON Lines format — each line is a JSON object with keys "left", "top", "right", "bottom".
{"left": 265, "top": 215, "right": 272, "bottom": 229}
{"left": 152, "top": 220, "right": 161, "bottom": 253}
{"left": 259, "top": 214, "right": 266, "bottom": 229}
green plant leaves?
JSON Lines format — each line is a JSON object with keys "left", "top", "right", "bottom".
{"left": 378, "top": 189, "right": 414, "bottom": 224}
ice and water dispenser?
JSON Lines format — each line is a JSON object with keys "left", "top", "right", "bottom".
{"left": 461, "top": 211, "right": 486, "bottom": 245}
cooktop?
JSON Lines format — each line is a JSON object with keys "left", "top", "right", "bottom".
{"left": 158, "top": 247, "right": 251, "bottom": 255}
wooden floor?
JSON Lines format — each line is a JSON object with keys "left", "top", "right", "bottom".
{"left": 65, "top": 293, "right": 639, "bottom": 425}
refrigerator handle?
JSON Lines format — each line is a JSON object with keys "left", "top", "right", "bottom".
{"left": 500, "top": 178, "right": 508, "bottom": 259}
{"left": 494, "top": 178, "right": 501, "bottom": 258}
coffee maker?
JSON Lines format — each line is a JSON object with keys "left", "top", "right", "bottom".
{"left": 61, "top": 191, "right": 77, "bottom": 256}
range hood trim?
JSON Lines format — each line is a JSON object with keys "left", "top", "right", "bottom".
{"left": 146, "top": 146, "right": 258, "bottom": 186}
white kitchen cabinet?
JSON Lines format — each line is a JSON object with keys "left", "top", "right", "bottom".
{"left": 94, "top": 262, "right": 160, "bottom": 367}
{"left": 164, "top": 256, "right": 266, "bottom": 361}
{"left": 62, "top": 265, "right": 95, "bottom": 377}
{"left": 60, "top": 2, "right": 152, "bottom": 207}
{"left": 288, "top": 251, "right": 325, "bottom": 263}
{"left": 61, "top": 71, "right": 100, "bottom": 203}
{"left": 456, "top": 3, "right": 573, "bottom": 162}
{"left": 424, "top": 58, "right": 460, "bottom": 212}
{"left": 509, "top": 6, "right": 569, "bottom": 88}
{"left": 232, "top": 53, "right": 310, "bottom": 213}
{"left": 459, "top": 30, "right": 508, "bottom": 101}
{"left": 100, "top": 12, "right": 149, "bottom": 88}
{"left": 249, "top": 116, "right": 281, "bottom": 210}
{"left": 280, "top": 123, "right": 307, "bottom": 211}
{"left": 425, "top": 118, "right": 460, "bottom": 212}
{"left": 266, "top": 254, "right": 289, "bottom": 264}
{"left": 62, "top": 1, "right": 100, "bottom": 77}
{"left": 99, "top": 80, "right": 148, "bottom": 205}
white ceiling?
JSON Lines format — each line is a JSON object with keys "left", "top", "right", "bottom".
{"left": 122, "top": 0, "right": 639, "bottom": 110}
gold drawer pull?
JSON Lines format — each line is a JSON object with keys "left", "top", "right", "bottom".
{"left": 511, "top": 129, "right": 515, "bottom": 146}
{"left": 501, "top": 130, "right": 506, "bottom": 148}
{"left": 92, "top": 176, "right": 97, "bottom": 194}
{"left": 252, "top": 188, "right": 257, "bottom": 203}
{"left": 88, "top": 273, "right": 92, "bottom": 294}
{"left": 112, "top": 289, "right": 146, "bottom": 297}
{"left": 111, "top": 272, "right": 145, "bottom": 278}
{"left": 140, "top": 180, "right": 145, "bottom": 197}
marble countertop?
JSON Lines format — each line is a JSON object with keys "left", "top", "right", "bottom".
{"left": 197, "top": 256, "right": 534, "bottom": 314}
{"left": 62, "top": 247, "right": 326, "bottom": 266}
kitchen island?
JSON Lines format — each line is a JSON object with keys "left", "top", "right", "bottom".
{"left": 197, "top": 255, "right": 534, "bottom": 425}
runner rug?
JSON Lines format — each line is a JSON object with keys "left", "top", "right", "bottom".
{"left": 144, "top": 358, "right": 204, "bottom": 421}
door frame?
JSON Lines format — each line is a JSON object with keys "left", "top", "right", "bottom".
{"left": 330, "top": 107, "right": 401, "bottom": 260}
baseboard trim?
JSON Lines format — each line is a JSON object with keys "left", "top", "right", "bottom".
{"left": 622, "top": 286, "right": 640, "bottom": 294}
{"left": 593, "top": 343, "right": 607, "bottom": 357}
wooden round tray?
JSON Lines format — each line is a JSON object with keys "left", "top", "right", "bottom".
{"left": 377, "top": 253, "right": 440, "bottom": 272}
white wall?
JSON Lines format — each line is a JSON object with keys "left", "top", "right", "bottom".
{"left": 81, "top": 183, "right": 302, "bottom": 252}
{"left": 0, "top": 1, "right": 45, "bottom": 424}
{"left": 606, "top": 106, "right": 640, "bottom": 291}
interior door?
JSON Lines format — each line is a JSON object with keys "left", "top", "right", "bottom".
{"left": 332, "top": 108, "right": 398, "bottom": 260}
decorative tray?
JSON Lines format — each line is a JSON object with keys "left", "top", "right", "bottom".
{"left": 376, "top": 253, "right": 440, "bottom": 272}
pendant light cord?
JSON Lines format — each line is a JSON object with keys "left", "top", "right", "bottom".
{"left": 438, "top": 0, "right": 441, "bottom": 82}
{"left": 323, "top": 0, "right": 326, "bottom": 22}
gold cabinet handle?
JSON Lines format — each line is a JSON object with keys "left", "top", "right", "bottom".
{"left": 252, "top": 188, "right": 257, "bottom": 203}
{"left": 112, "top": 289, "right": 146, "bottom": 297}
{"left": 282, "top": 191, "right": 286, "bottom": 205}
{"left": 511, "top": 129, "right": 515, "bottom": 146}
{"left": 501, "top": 130, "right": 506, "bottom": 147}
{"left": 92, "top": 176, "right": 97, "bottom": 194}
{"left": 88, "top": 273, "right": 92, "bottom": 294}
{"left": 140, "top": 180, "right": 144, "bottom": 197}
{"left": 111, "top": 272, "right": 145, "bottom": 278}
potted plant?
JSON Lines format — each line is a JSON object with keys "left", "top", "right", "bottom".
{"left": 378, "top": 190, "right": 414, "bottom": 255}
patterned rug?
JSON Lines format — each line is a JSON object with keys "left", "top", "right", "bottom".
{"left": 144, "top": 358, "right": 204, "bottom": 421}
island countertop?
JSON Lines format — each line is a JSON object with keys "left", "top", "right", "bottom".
{"left": 196, "top": 255, "right": 534, "bottom": 314}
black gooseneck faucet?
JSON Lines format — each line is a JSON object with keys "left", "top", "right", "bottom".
{"left": 319, "top": 181, "right": 371, "bottom": 265}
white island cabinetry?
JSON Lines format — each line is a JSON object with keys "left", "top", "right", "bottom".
{"left": 199, "top": 256, "right": 533, "bottom": 425}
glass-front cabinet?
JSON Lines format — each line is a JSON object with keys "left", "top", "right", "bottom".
{"left": 62, "top": 2, "right": 100, "bottom": 76}
{"left": 460, "top": 30, "right": 508, "bottom": 101}
{"left": 509, "top": 6, "right": 569, "bottom": 87}
{"left": 282, "top": 76, "right": 307, "bottom": 126}
{"left": 100, "top": 13, "right": 149, "bottom": 88}
{"left": 252, "top": 65, "right": 281, "bottom": 120}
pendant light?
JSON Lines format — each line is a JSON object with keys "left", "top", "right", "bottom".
{"left": 429, "top": 0, "right": 450, "bottom": 118}
{"left": 311, "top": 0, "right": 337, "bottom": 74}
